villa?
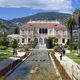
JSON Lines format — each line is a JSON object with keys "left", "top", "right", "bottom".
{"left": 19, "top": 20, "right": 69, "bottom": 45}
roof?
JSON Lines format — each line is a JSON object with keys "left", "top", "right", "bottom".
{"left": 22, "top": 21, "right": 66, "bottom": 30}
{"left": 7, "top": 34, "right": 20, "bottom": 38}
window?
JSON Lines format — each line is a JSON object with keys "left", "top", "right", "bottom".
{"left": 39, "top": 28, "right": 41, "bottom": 34}
{"left": 62, "top": 38, "right": 65, "bottom": 43}
{"left": 22, "top": 38, "right": 25, "bottom": 43}
{"left": 28, "top": 38, "right": 31, "bottom": 42}
{"left": 45, "top": 28, "right": 48, "bottom": 34}
{"left": 39, "top": 28, "right": 48, "bottom": 34}
{"left": 42, "top": 28, "right": 45, "bottom": 34}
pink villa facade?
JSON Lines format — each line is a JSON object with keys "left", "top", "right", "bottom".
{"left": 19, "top": 21, "right": 69, "bottom": 45}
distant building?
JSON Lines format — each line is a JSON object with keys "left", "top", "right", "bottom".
{"left": 19, "top": 21, "right": 69, "bottom": 45}
{"left": 7, "top": 34, "right": 20, "bottom": 42}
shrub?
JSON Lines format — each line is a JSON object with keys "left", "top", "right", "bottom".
{"left": 12, "top": 39, "right": 18, "bottom": 48}
{"left": 0, "top": 45, "right": 7, "bottom": 50}
{"left": 31, "top": 38, "right": 38, "bottom": 48}
{"left": 46, "top": 37, "right": 53, "bottom": 49}
{"left": 53, "top": 46, "right": 60, "bottom": 52}
{"left": 0, "top": 40, "right": 3, "bottom": 45}
{"left": 23, "top": 44, "right": 30, "bottom": 52}
{"left": 69, "top": 42, "right": 78, "bottom": 50}
{"left": 2, "top": 40, "right": 9, "bottom": 47}
{"left": 64, "top": 44, "right": 69, "bottom": 49}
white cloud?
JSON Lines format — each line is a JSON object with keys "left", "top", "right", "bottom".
{"left": 0, "top": 0, "right": 74, "bottom": 13}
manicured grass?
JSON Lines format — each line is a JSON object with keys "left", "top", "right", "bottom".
{"left": 0, "top": 51, "right": 13, "bottom": 59}
{"left": 0, "top": 47, "right": 13, "bottom": 59}
{"left": 66, "top": 50, "right": 80, "bottom": 65}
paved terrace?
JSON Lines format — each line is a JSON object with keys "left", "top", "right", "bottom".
{"left": 55, "top": 52, "right": 80, "bottom": 80}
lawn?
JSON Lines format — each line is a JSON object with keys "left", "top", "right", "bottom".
{"left": 0, "top": 47, "right": 13, "bottom": 59}
{"left": 66, "top": 50, "right": 80, "bottom": 65}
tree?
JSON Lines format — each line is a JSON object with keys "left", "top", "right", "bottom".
{"left": 12, "top": 39, "right": 18, "bottom": 48}
{"left": 65, "top": 16, "right": 76, "bottom": 52}
{"left": 53, "top": 37, "right": 58, "bottom": 44}
{"left": 31, "top": 38, "right": 38, "bottom": 48}
{"left": 14, "top": 27, "right": 20, "bottom": 34}
{"left": 0, "top": 21, "right": 7, "bottom": 41}
{"left": 23, "top": 44, "right": 30, "bottom": 52}
{"left": 73, "top": 9, "right": 80, "bottom": 16}
{"left": 46, "top": 37, "right": 53, "bottom": 49}
{"left": 73, "top": 9, "right": 80, "bottom": 55}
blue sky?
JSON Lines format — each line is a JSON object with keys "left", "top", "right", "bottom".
{"left": 0, "top": 0, "right": 80, "bottom": 20}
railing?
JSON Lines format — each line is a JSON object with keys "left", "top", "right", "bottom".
{"left": 72, "top": 65, "right": 80, "bottom": 80}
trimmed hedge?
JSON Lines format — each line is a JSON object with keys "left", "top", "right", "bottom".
{"left": 53, "top": 46, "right": 60, "bottom": 52}
{"left": 0, "top": 46, "right": 7, "bottom": 50}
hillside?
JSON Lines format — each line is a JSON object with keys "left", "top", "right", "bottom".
{"left": 0, "top": 12, "right": 71, "bottom": 33}
{"left": 0, "top": 19, "right": 18, "bottom": 33}
{"left": 10, "top": 12, "right": 71, "bottom": 25}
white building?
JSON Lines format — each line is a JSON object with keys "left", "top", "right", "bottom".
{"left": 19, "top": 21, "right": 69, "bottom": 45}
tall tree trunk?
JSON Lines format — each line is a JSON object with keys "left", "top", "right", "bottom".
{"left": 70, "top": 26, "right": 73, "bottom": 52}
{"left": 3, "top": 31, "right": 6, "bottom": 41}
{"left": 78, "top": 16, "right": 80, "bottom": 55}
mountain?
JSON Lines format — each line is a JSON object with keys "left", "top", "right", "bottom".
{"left": 10, "top": 12, "right": 71, "bottom": 25}
{"left": 0, "top": 19, "right": 18, "bottom": 33}
{"left": 0, "top": 12, "right": 71, "bottom": 33}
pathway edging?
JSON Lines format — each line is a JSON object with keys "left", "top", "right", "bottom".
{"left": 49, "top": 53, "right": 62, "bottom": 80}
{"left": 0, "top": 52, "right": 32, "bottom": 79}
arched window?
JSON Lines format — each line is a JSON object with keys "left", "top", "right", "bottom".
{"left": 39, "top": 28, "right": 41, "bottom": 34}
{"left": 45, "top": 28, "right": 47, "bottom": 34}
{"left": 28, "top": 38, "right": 31, "bottom": 42}
{"left": 42, "top": 28, "right": 44, "bottom": 34}
{"left": 22, "top": 38, "right": 25, "bottom": 43}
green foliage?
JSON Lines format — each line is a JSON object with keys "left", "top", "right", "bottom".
{"left": 14, "top": 27, "right": 20, "bottom": 34}
{"left": 12, "top": 39, "right": 18, "bottom": 48}
{"left": 0, "top": 45, "right": 7, "bottom": 50}
{"left": 46, "top": 37, "right": 53, "bottom": 49}
{"left": 31, "top": 38, "right": 38, "bottom": 48}
{"left": 23, "top": 44, "right": 29, "bottom": 52}
{"left": 45, "top": 37, "right": 58, "bottom": 49}
{"left": 73, "top": 9, "right": 80, "bottom": 16}
{"left": 0, "top": 38, "right": 9, "bottom": 46}
{"left": 53, "top": 37, "right": 58, "bottom": 43}
{"left": 64, "top": 41, "right": 70, "bottom": 49}
{"left": 64, "top": 44, "right": 69, "bottom": 49}
{"left": 69, "top": 42, "right": 78, "bottom": 50}
{"left": 53, "top": 46, "right": 60, "bottom": 52}
{"left": 2, "top": 40, "right": 9, "bottom": 47}
{"left": 66, "top": 50, "right": 80, "bottom": 64}
{"left": 0, "top": 40, "right": 3, "bottom": 45}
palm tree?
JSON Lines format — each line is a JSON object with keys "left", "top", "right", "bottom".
{"left": 73, "top": 9, "right": 80, "bottom": 16}
{"left": 65, "top": 16, "right": 76, "bottom": 52}
{"left": 73, "top": 9, "right": 80, "bottom": 55}
{"left": 0, "top": 21, "right": 7, "bottom": 41}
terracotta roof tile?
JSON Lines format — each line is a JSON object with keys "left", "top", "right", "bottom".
{"left": 22, "top": 21, "right": 66, "bottom": 29}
